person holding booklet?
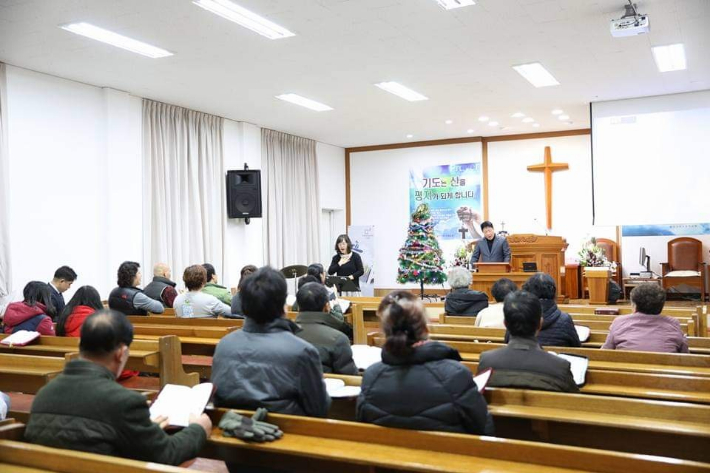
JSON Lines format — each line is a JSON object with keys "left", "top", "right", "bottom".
{"left": 25, "top": 310, "right": 212, "bottom": 465}
{"left": 477, "top": 290, "right": 580, "bottom": 393}
{"left": 356, "top": 290, "right": 493, "bottom": 435}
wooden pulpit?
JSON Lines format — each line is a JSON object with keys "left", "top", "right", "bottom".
{"left": 507, "top": 234, "right": 567, "bottom": 302}
{"left": 585, "top": 267, "right": 611, "bottom": 305}
{"left": 474, "top": 262, "right": 511, "bottom": 273}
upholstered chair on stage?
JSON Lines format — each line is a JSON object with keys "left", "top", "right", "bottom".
{"left": 661, "top": 237, "right": 706, "bottom": 301}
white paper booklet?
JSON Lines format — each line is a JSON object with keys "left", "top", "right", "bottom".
{"left": 335, "top": 298, "right": 351, "bottom": 313}
{"left": 324, "top": 378, "right": 361, "bottom": 398}
{"left": 1, "top": 330, "right": 40, "bottom": 346}
{"left": 149, "top": 383, "right": 213, "bottom": 427}
{"left": 350, "top": 345, "right": 382, "bottom": 371}
{"left": 473, "top": 368, "right": 493, "bottom": 392}
{"left": 574, "top": 325, "right": 591, "bottom": 342}
{"left": 555, "top": 353, "right": 589, "bottom": 386}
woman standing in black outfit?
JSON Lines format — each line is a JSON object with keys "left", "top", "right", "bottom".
{"left": 328, "top": 234, "right": 364, "bottom": 296}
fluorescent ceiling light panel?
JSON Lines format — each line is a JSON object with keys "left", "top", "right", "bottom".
{"left": 511, "top": 112, "right": 525, "bottom": 118}
{"left": 652, "top": 43, "right": 687, "bottom": 72}
{"left": 478, "top": 116, "right": 489, "bottom": 122}
{"left": 532, "top": 123, "right": 540, "bottom": 128}
{"left": 406, "top": 134, "right": 414, "bottom": 138}
{"left": 522, "top": 117, "right": 534, "bottom": 123}
{"left": 558, "top": 114, "right": 570, "bottom": 120}
{"left": 445, "top": 119, "right": 453, "bottom": 124}
{"left": 551, "top": 109, "right": 563, "bottom": 115}
{"left": 488, "top": 121, "right": 499, "bottom": 127}
{"left": 512, "top": 62, "right": 559, "bottom": 87}
{"left": 59, "top": 22, "right": 172, "bottom": 58}
{"left": 467, "top": 129, "right": 474, "bottom": 133}
{"left": 276, "top": 94, "right": 332, "bottom": 111}
{"left": 437, "top": 0, "right": 476, "bottom": 10}
{"left": 193, "top": 0, "right": 295, "bottom": 39}
{"left": 374, "top": 82, "right": 428, "bottom": 101}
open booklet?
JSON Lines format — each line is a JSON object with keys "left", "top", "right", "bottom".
{"left": 473, "top": 368, "right": 493, "bottom": 393}
{"left": 574, "top": 325, "right": 591, "bottom": 342}
{"left": 149, "top": 383, "right": 213, "bottom": 427}
{"left": 549, "top": 352, "right": 589, "bottom": 386}
{"left": 324, "top": 378, "right": 361, "bottom": 398}
{"left": 0, "top": 330, "right": 40, "bottom": 346}
{"left": 350, "top": 345, "right": 382, "bottom": 371}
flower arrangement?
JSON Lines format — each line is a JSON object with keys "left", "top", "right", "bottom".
{"left": 578, "top": 237, "right": 609, "bottom": 267}
{"left": 449, "top": 244, "right": 470, "bottom": 269}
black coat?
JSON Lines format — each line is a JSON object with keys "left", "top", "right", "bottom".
{"left": 538, "top": 299, "right": 581, "bottom": 347}
{"left": 444, "top": 288, "right": 489, "bottom": 316}
{"left": 356, "top": 342, "right": 493, "bottom": 435}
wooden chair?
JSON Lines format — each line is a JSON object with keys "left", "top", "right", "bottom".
{"left": 661, "top": 237, "right": 707, "bottom": 301}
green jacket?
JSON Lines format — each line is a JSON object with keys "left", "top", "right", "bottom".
{"left": 25, "top": 360, "right": 206, "bottom": 465}
{"left": 202, "top": 282, "right": 232, "bottom": 305}
{"left": 295, "top": 311, "right": 358, "bottom": 375}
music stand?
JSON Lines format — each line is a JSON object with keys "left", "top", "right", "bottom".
{"left": 281, "top": 265, "right": 308, "bottom": 295}
{"left": 326, "top": 276, "right": 359, "bottom": 294}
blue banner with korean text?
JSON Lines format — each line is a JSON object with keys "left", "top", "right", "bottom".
{"left": 409, "top": 163, "right": 482, "bottom": 241}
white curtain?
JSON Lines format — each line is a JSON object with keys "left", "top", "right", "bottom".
{"left": 0, "top": 63, "right": 11, "bottom": 300}
{"left": 143, "top": 100, "right": 225, "bottom": 283}
{"left": 262, "top": 128, "right": 321, "bottom": 269}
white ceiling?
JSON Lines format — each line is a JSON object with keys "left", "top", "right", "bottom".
{"left": 0, "top": 0, "right": 708, "bottom": 147}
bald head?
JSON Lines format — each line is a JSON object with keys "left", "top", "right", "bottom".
{"left": 153, "top": 263, "right": 171, "bottom": 279}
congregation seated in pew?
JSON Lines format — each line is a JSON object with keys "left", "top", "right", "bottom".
{"left": 475, "top": 278, "right": 517, "bottom": 328}
{"left": 201, "top": 263, "right": 233, "bottom": 305}
{"left": 25, "top": 309, "right": 212, "bottom": 465}
{"left": 47, "top": 265, "right": 77, "bottom": 317}
{"left": 108, "top": 261, "right": 164, "bottom": 315}
{"left": 295, "top": 282, "right": 358, "bottom": 375}
{"left": 444, "top": 266, "right": 488, "bottom": 316}
{"left": 293, "top": 273, "right": 352, "bottom": 339}
{"left": 56, "top": 285, "right": 104, "bottom": 336}
{"left": 230, "top": 264, "right": 257, "bottom": 316}
{"left": 3, "top": 281, "right": 56, "bottom": 335}
{"left": 478, "top": 290, "right": 579, "bottom": 393}
{"left": 143, "top": 262, "right": 178, "bottom": 308}
{"left": 174, "top": 265, "right": 231, "bottom": 318}
{"left": 523, "top": 273, "right": 580, "bottom": 347}
{"left": 211, "top": 266, "right": 330, "bottom": 417}
{"left": 603, "top": 283, "right": 689, "bottom": 353}
{"left": 357, "top": 290, "right": 493, "bottom": 435}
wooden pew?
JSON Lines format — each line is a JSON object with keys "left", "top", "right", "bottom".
{"left": 0, "top": 353, "right": 69, "bottom": 394}
{"left": 201, "top": 408, "right": 710, "bottom": 473}
{"left": 128, "top": 315, "right": 244, "bottom": 328}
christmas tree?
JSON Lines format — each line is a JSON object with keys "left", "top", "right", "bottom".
{"left": 397, "top": 203, "right": 447, "bottom": 288}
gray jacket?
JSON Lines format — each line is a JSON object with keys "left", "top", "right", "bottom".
{"left": 471, "top": 235, "right": 511, "bottom": 263}
{"left": 295, "top": 311, "right": 358, "bottom": 375}
{"left": 211, "top": 317, "right": 331, "bottom": 417}
{"left": 477, "top": 336, "right": 579, "bottom": 393}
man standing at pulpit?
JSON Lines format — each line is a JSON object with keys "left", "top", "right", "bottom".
{"left": 471, "top": 221, "right": 511, "bottom": 264}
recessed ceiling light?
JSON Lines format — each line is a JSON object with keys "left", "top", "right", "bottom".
{"left": 522, "top": 117, "right": 534, "bottom": 123}
{"left": 558, "top": 114, "right": 570, "bottom": 120}
{"left": 478, "top": 116, "right": 489, "bottom": 122}
{"left": 532, "top": 123, "right": 540, "bottom": 128}
{"left": 436, "top": 0, "right": 476, "bottom": 10}
{"left": 445, "top": 119, "right": 453, "bottom": 124}
{"left": 551, "top": 109, "right": 564, "bottom": 115}
{"left": 406, "top": 134, "right": 414, "bottom": 139}
{"left": 467, "top": 129, "right": 475, "bottom": 133}
{"left": 511, "top": 112, "right": 525, "bottom": 118}
{"left": 193, "top": 0, "right": 295, "bottom": 39}
{"left": 652, "top": 43, "right": 687, "bottom": 72}
{"left": 275, "top": 94, "right": 332, "bottom": 111}
{"left": 488, "top": 121, "right": 499, "bottom": 127}
{"left": 374, "top": 82, "right": 428, "bottom": 102}
{"left": 512, "top": 62, "right": 559, "bottom": 87}
{"left": 59, "top": 22, "right": 173, "bottom": 58}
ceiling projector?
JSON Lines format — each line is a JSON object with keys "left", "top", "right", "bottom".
{"left": 610, "top": 2, "right": 649, "bottom": 37}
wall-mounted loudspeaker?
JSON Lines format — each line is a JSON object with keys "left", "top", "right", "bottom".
{"left": 226, "top": 169, "right": 262, "bottom": 221}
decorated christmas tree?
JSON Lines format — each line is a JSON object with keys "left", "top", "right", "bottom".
{"left": 397, "top": 203, "right": 447, "bottom": 293}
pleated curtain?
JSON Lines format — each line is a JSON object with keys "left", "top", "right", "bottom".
{"left": 0, "top": 63, "right": 11, "bottom": 301}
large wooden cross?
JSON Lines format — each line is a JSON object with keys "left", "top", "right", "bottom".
{"left": 527, "top": 146, "right": 569, "bottom": 230}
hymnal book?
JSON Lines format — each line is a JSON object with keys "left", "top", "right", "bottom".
{"left": 324, "top": 378, "right": 361, "bottom": 398}
{"left": 149, "top": 383, "right": 213, "bottom": 427}
{"left": 1, "top": 330, "right": 40, "bottom": 346}
{"left": 473, "top": 368, "right": 493, "bottom": 393}
{"left": 350, "top": 345, "right": 381, "bottom": 371}
{"left": 574, "top": 325, "right": 591, "bottom": 342}
{"left": 550, "top": 353, "right": 589, "bottom": 386}
{"left": 335, "top": 298, "right": 351, "bottom": 313}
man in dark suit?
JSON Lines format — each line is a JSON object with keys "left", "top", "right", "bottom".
{"left": 477, "top": 290, "right": 579, "bottom": 393}
{"left": 48, "top": 266, "right": 77, "bottom": 318}
{"left": 471, "top": 221, "right": 511, "bottom": 264}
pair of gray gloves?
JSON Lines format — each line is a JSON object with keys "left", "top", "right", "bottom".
{"left": 218, "top": 408, "right": 283, "bottom": 442}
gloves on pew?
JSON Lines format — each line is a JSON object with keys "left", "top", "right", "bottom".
{"left": 218, "top": 408, "right": 283, "bottom": 442}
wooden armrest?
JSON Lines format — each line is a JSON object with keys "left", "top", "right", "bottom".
{"left": 660, "top": 262, "right": 670, "bottom": 275}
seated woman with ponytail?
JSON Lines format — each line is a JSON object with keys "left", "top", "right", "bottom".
{"left": 356, "top": 290, "right": 493, "bottom": 435}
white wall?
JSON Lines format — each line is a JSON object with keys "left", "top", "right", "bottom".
{"left": 487, "top": 135, "right": 617, "bottom": 262}
{"left": 350, "top": 143, "right": 483, "bottom": 288}
{"left": 316, "top": 142, "right": 346, "bottom": 265}
{"left": 6, "top": 66, "right": 142, "bottom": 300}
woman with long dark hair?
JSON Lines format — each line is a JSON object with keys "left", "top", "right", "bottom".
{"left": 56, "top": 286, "right": 104, "bottom": 336}
{"left": 356, "top": 290, "right": 493, "bottom": 435}
{"left": 327, "top": 234, "right": 364, "bottom": 296}
{"left": 3, "top": 281, "right": 56, "bottom": 335}
{"left": 230, "top": 264, "right": 258, "bottom": 316}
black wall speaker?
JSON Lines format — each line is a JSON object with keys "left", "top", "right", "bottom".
{"left": 226, "top": 170, "right": 262, "bottom": 219}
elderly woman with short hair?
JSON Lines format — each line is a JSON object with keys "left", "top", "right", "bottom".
{"left": 444, "top": 267, "right": 489, "bottom": 316}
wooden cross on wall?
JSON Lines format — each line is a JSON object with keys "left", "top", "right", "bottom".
{"left": 527, "top": 146, "right": 569, "bottom": 230}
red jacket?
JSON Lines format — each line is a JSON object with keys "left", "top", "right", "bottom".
{"left": 3, "top": 302, "right": 55, "bottom": 335}
{"left": 63, "top": 305, "right": 97, "bottom": 337}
